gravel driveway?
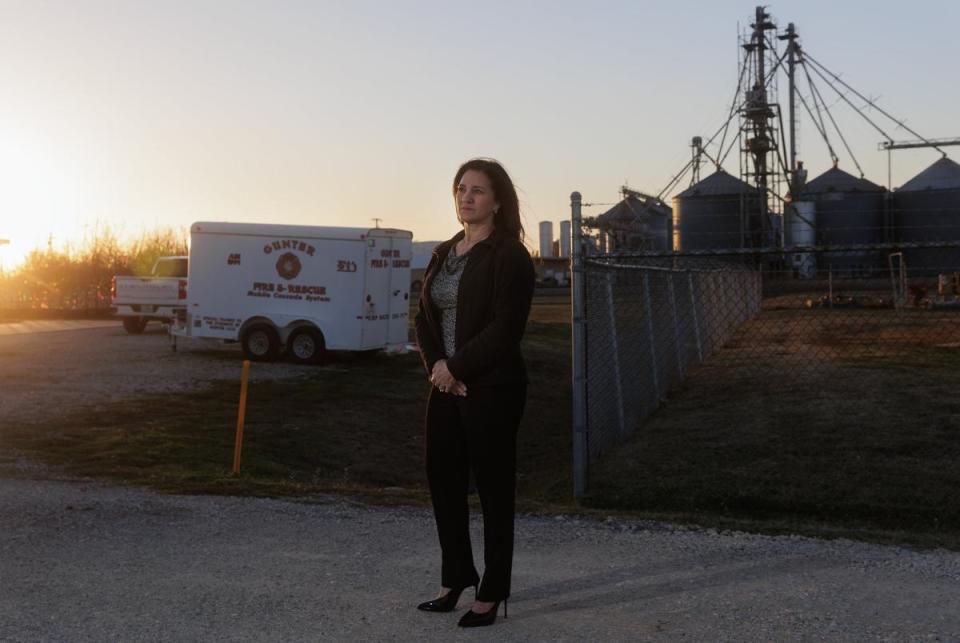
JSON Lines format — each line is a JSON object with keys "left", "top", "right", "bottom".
{"left": 0, "top": 324, "right": 314, "bottom": 427}
{"left": 1, "top": 477, "right": 959, "bottom": 641}
{"left": 2, "top": 324, "right": 960, "bottom": 640}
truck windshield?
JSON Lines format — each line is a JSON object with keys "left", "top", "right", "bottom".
{"left": 155, "top": 259, "right": 188, "bottom": 278}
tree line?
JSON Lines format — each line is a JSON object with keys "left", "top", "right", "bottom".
{"left": 0, "top": 227, "right": 188, "bottom": 313}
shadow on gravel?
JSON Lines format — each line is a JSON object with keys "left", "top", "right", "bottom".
{"left": 512, "top": 554, "right": 834, "bottom": 618}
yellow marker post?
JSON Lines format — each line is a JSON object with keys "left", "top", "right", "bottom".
{"left": 232, "top": 359, "right": 251, "bottom": 474}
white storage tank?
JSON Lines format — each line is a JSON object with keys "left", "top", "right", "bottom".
{"left": 559, "top": 221, "right": 571, "bottom": 258}
{"left": 539, "top": 221, "right": 554, "bottom": 258}
{"left": 785, "top": 201, "right": 816, "bottom": 278}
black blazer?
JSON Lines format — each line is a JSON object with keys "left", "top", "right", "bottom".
{"left": 414, "top": 228, "right": 536, "bottom": 388}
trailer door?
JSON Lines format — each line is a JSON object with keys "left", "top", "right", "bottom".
{"left": 387, "top": 234, "right": 412, "bottom": 345}
{"left": 361, "top": 234, "right": 391, "bottom": 348}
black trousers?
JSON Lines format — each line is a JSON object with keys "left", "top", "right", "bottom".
{"left": 425, "top": 382, "right": 527, "bottom": 602}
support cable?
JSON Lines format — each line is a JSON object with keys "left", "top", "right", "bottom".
{"left": 697, "top": 145, "right": 723, "bottom": 170}
{"left": 716, "top": 61, "right": 751, "bottom": 174}
{"left": 763, "top": 36, "right": 790, "bottom": 87}
{"left": 799, "top": 60, "right": 835, "bottom": 165}
{"left": 719, "top": 128, "right": 741, "bottom": 167}
{"left": 802, "top": 59, "right": 866, "bottom": 177}
{"left": 652, "top": 29, "right": 791, "bottom": 206}
{"left": 655, "top": 158, "right": 695, "bottom": 203}
{"left": 804, "top": 51, "right": 932, "bottom": 141}
{"left": 803, "top": 51, "right": 945, "bottom": 155}
{"left": 656, "top": 97, "right": 743, "bottom": 203}
{"left": 803, "top": 58, "right": 894, "bottom": 145}
{"left": 795, "top": 84, "right": 838, "bottom": 165}
{"left": 648, "top": 62, "right": 747, "bottom": 209}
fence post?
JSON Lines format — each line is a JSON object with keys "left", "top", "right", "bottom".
{"left": 605, "top": 272, "right": 626, "bottom": 440}
{"left": 687, "top": 272, "right": 703, "bottom": 362}
{"left": 570, "top": 191, "right": 588, "bottom": 501}
{"left": 641, "top": 272, "right": 661, "bottom": 402}
{"left": 755, "top": 269, "right": 763, "bottom": 314}
{"left": 232, "top": 360, "right": 251, "bottom": 475}
{"left": 704, "top": 273, "right": 716, "bottom": 342}
{"left": 744, "top": 271, "right": 751, "bottom": 322}
{"left": 667, "top": 272, "right": 684, "bottom": 378}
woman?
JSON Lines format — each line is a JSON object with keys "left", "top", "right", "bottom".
{"left": 414, "top": 158, "right": 535, "bottom": 628}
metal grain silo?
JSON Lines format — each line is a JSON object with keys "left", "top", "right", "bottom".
{"left": 800, "top": 167, "right": 886, "bottom": 275}
{"left": 596, "top": 193, "right": 672, "bottom": 253}
{"left": 894, "top": 157, "right": 960, "bottom": 274}
{"left": 672, "top": 170, "right": 763, "bottom": 251}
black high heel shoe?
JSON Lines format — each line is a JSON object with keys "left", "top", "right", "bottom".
{"left": 416, "top": 585, "right": 476, "bottom": 613}
{"left": 457, "top": 599, "right": 508, "bottom": 627}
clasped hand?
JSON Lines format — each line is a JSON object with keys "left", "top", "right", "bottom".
{"left": 430, "top": 359, "right": 467, "bottom": 396}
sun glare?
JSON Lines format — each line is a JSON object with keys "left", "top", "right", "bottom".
{"left": 0, "top": 134, "right": 83, "bottom": 272}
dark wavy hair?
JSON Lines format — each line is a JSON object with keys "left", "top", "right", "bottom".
{"left": 452, "top": 158, "right": 524, "bottom": 242}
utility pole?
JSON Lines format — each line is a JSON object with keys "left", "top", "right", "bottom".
{"left": 371, "top": 218, "right": 382, "bottom": 229}
{"left": 781, "top": 22, "right": 800, "bottom": 197}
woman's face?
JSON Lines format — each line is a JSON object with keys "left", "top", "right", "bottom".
{"left": 455, "top": 169, "right": 499, "bottom": 226}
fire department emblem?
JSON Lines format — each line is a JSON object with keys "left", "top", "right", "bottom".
{"left": 276, "top": 252, "right": 302, "bottom": 280}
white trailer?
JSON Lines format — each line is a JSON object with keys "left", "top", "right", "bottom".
{"left": 170, "top": 222, "right": 413, "bottom": 363}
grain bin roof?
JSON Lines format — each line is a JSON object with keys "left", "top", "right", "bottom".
{"left": 898, "top": 157, "right": 960, "bottom": 192}
{"left": 676, "top": 170, "right": 758, "bottom": 198}
{"left": 597, "top": 194, "right": 671, "bottom": 224}
{"left": 801, "top": 167, "right": 885, "bottom": 195}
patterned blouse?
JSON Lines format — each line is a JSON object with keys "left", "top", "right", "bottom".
{"left": 430, "top": 243, "right": 471, "bottom": 358}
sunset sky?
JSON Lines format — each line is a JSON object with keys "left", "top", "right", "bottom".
{"left": 1, "top": 0, "right": 958, "bottom": 270}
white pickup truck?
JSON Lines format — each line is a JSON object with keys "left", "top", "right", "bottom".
{"left": 111, "top": 256, "right": 188, "bottom": 334}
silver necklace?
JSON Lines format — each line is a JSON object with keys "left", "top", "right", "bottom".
{"left": 443, "top": 245, "right": 469, "bottom": 274}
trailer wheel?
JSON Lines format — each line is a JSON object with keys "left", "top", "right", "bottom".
{"left": 287, "top": 327, "right": 326, "bottom": 365}
{"left": 123, "top": 316, "right": 148, "bottom": 334}
{"left": 241, "top": 324, "right": 280, "bottom": 361}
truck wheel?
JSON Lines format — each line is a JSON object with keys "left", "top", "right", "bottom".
{"left": 241, "top": 324, "right": 280, "bottom": 361}
{"left": 287, "top": 327, "right": 326, "bottom": 365}
{"left": 123, "top": 316, "right": 148, "bottom": 334}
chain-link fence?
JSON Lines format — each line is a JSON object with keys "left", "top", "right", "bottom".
{"left": 570, "top": 195, "right": 960, "bottom": 497}
{"left": 584, "top": 257, "right": 761, "bottom": 460}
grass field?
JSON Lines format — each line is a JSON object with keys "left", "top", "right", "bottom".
{"left": 588, "top": 306, "right": 960, "bottom": 548}
{"left": 5, "top": 310, "right": 573, "bottom": 508}
{"left": 6, "top": 296, "right": 960, "bottom": 549}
